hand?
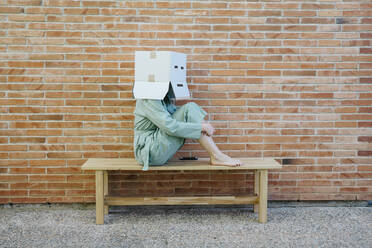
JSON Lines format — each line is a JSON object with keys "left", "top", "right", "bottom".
{"left": 201, "top": 122, "right": 215, "bottom": 136}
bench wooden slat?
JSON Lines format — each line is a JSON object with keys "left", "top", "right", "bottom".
{"left": 105, "top": 195, "right": 259, "bottom": 205}
{"left": 81, "top": 158, "right": 282, "bottom": 171}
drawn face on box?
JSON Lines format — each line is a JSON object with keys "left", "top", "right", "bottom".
{"left": 133, "top": 51, "right": 190, "bottom": 100}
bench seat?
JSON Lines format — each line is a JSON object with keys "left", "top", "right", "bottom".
{"left": 81, "top": 157, "right": 282, "bottom": 224}
{"left": 82, "top": 157, "right": 280, "bottom": 170}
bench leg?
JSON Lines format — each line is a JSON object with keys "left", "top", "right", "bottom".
{"left": 253, "top": 170, "right": 259, "bottom": 213}
{"left": 258, "top": 169, "right": 268, "bottom": 223}
{"left": 96, "top": 170, "right": 104, "bottom": 224}
{"left": 104, "top": 170, "right": 108, "bottom": 215}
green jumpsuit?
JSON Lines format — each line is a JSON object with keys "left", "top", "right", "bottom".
{"left": 133, "top": 97, "right": 207, "bottom": 171}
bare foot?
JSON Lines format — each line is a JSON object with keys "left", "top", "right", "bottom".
{"left": 210, "top": 154, "right": 243, "bottom": 167}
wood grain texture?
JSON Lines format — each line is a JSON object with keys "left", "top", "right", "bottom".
{"left": 95, "top": 171, "right": 104, "bottom": 225}
{"left": 259, "top": 170, "right": 268, "bottom": 223}
{"left": 105, "top": 195, "right": 259, "bottom": 205}
{"left": 81, "top": 158, "right": 282, "bottom": 171}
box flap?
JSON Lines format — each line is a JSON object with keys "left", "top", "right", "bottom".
{"left": 170, "top": 81, "right": 190, "bottom": 99}
{"left": 133, "top": 81, "right": 170, "bottom": 100}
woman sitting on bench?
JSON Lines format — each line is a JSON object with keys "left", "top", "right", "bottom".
{"left": 134, "top": 93, "right": 243, "bottom": 171}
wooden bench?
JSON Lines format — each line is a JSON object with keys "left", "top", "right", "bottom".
{"left": 81, "top": 158, "right": 282, "bottom": 224}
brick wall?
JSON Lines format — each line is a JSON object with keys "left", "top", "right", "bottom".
{"left": 1, "top": 0, "right": 371, "bottom": 204}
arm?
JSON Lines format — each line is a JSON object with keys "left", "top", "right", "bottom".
{"left": 139, "top": 99, "right": 202, "bottom": 140}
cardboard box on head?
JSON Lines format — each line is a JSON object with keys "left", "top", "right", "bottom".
{"left": 133, "top": 51, "right": 190, "bottom": 100}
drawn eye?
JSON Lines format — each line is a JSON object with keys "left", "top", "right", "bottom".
{"left": 181, "top": 66, "right": 184, "bottom": 70}
{"left": 174, "top": 65, "right": 178, "bottom": 69}
{"left": 177, "top": 84, "right": 183, "bottom": 87}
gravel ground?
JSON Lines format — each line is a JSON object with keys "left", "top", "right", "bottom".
{"left": 0, "top": 205, "right": 371, "bottom": 248}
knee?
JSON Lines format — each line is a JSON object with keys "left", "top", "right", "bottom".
{"left": 186, "top": 102, "right": 198, "bottom": 107}
{"left": 177, "top": 102, "right": 197, "bottom": 114}
{"left": 184, "top": 102, "right": 198, "bottom": 111}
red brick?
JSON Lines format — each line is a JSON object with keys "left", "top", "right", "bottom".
{"left": 358, "top": 151, "right": 372, "bottom": 156}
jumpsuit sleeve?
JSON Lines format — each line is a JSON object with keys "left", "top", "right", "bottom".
{"left": 140, "top": 99, "right": 202, "bottom": 140}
